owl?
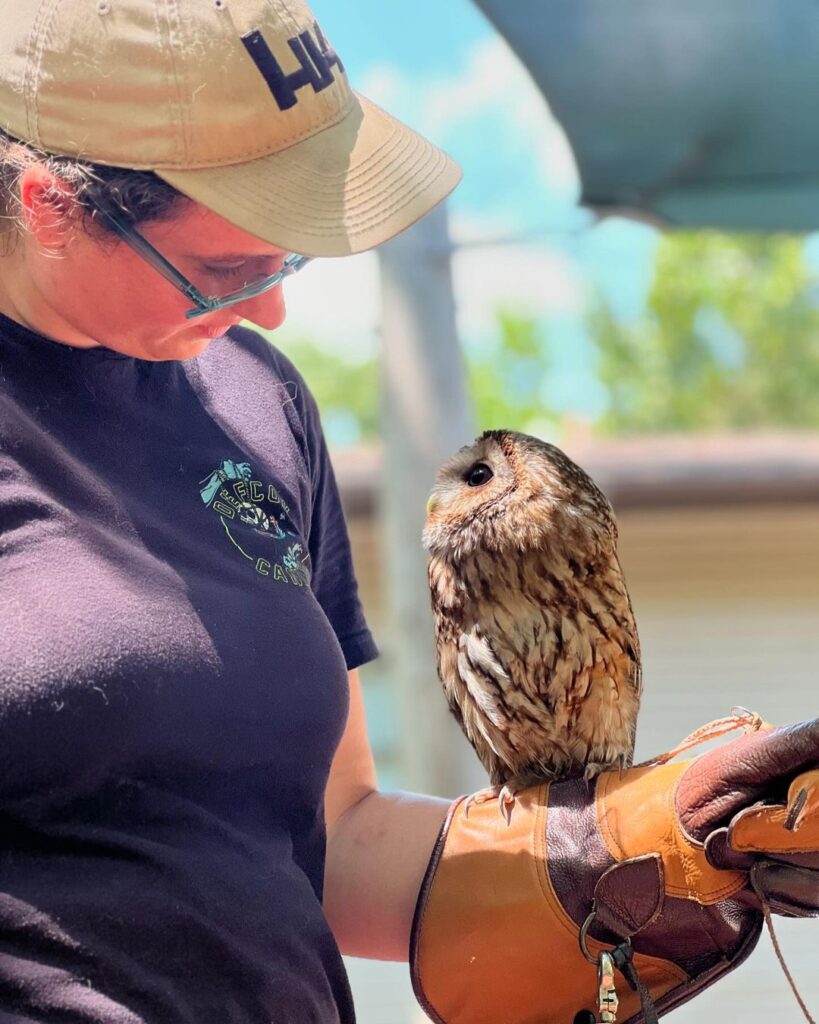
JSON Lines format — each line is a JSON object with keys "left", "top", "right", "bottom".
{"left": 423, "top": 430, "right": 642, "bottom": 810}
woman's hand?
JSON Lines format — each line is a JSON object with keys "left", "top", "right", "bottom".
{"left": 678, "top": 720, "right": 819, "bottom": 915}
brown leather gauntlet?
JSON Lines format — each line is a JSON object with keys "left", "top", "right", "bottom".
{"left": 410, "top": 718, "right": 819, "bottom": 1024}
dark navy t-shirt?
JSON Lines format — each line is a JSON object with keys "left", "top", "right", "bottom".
{"left": 0, "top": 313, "right": 378, "bottom": 1023}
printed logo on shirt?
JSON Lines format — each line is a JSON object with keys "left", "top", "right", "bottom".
{"left": 199, "top": 459, "right": 311, "bottom": 586}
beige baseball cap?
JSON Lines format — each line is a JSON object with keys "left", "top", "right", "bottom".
{"left": 0, "top": 0, "right": 462, "bottom": 257}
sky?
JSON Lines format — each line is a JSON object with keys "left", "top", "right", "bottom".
{"left": 274, "top": 0, "right": 661, "bottom": 432}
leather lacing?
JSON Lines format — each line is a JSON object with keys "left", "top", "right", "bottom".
{"left": 634, "top": 706, "right": 765, "bottom": 768}
{"left": 751, "top": 868, "right": 816, "bottom": 1024}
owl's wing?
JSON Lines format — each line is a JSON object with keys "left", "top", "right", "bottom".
{"left": 612, "top": 551, "right": 643, "bottom": 762}
{"left": 457, "top": 628, "right": 510, "bottom": 727}
{"left": 613, "top": 551, "right": 642, "bottom": 695}
{"left": 455, "top": 626, "right": 518, "bottom": 765}
{"left": 621, "top": 650, "right": 642, "bottom": 765}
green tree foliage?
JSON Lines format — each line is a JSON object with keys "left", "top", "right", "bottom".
{"left": 591, "top": 232, "right": 819, "bottom": 433}
{"left": 271, "top": 335, "right": 380, "bottom": 444}
{"left": 275, "top": 310, "right": 558, "bottom": 444}
{"left": 466, "top": 309, "right": 559, "bottom": 435}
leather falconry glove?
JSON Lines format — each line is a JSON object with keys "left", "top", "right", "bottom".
{"left": 411, "top": 715, "right": 819, "bottom": 1024}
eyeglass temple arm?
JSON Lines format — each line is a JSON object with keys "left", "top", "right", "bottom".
{"left": 93, "top": 204, "right": 213, "bottom": 310}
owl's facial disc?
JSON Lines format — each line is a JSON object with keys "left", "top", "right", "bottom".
{"left": 423, "top": 437, "right": 514, "bottom": 546}
{"left": 425, "top": 429, "right": 619, "bottom": 561}
{"left": 425, "top": 459, "right": 497, "bottom": 517}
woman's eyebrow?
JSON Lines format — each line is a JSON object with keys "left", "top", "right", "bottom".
{"left": 190, "top": 252, "right": 269, "bottom": 263}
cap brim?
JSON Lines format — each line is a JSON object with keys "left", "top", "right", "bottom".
{"left": 156, "top": 93, "right": 462, "bottom": 258}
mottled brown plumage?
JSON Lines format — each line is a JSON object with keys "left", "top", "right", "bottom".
{"left": 423, "top": 430, "right": 642, "bottom": 796}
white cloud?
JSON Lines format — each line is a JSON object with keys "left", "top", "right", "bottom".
{"left": 277, "top": 232, "right": 583, "bottom": 359}
{"left": 453, "top": 242, "right": 584, "bottom": 337}
{"left": 279, "top": 251, "right": 380, "bottom": 360}
{"left": 355, "top": 63, "right": 404, "bottom": 112}
{"left": 419, "top": 38, "right": 511, "bottom": 137}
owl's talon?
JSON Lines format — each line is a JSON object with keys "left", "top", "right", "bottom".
{"left": 463, "top": 786, "right": 504, "bottom": 819}
{"left": 583, "top": 762, "right": 612, "bottom": 783}
{"left": 498, "top": 784, "right": 517, "bottom": 824}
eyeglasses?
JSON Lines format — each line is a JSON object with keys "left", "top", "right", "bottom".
{"left": 86, "top": 198, "right": 311, "bottom": 320}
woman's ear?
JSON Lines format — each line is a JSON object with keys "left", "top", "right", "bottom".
{"left": 18, "top": 163, "right": 77, "bottom": 251}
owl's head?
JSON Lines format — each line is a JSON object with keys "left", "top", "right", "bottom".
{"left": 423, "top": 430, "right": 617, "bottom": 561}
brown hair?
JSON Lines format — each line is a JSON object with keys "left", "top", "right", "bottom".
{"left": 0, "top": 128, "right": 187, "bottom": 242}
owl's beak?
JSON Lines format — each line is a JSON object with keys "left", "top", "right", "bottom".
{"left": 426, "top": 494, "right": 438, "bottom": 518}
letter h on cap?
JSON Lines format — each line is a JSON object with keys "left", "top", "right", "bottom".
{"left": 242, "top": 21, "right": 344, "bottom": 112}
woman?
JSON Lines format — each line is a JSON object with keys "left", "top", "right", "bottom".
{"left": 1, "top": 2, "right": 817, "bottom": 1023}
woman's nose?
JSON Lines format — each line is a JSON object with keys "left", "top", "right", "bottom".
{"left": 233, "top": 284, "right": 287, "bottom": 331}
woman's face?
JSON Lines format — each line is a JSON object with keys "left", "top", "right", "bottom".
{"left": 5, "top": 168, "right": 290, "bottom": 361}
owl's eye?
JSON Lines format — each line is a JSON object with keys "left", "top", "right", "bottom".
{"left": 465, "top": 463, "right": 494, "bottom": 487}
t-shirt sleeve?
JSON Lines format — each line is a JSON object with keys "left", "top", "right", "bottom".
{"left": 306, "top": 421, "right": 379, "bottom": 671}
{"left": 268, "top": 347, "right": 379, "bottom": 672}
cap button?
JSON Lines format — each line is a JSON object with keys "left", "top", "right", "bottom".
{"left": 96, "top": 0, "right": 111, "bottom": 13}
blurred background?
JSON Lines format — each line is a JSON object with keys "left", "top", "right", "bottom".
{"left": 263, "top": 1, "right": 819, "bottom": 1020}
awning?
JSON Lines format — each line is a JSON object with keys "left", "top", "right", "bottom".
{"left": 473, "top": 0, "right": 819, "bottom": 230}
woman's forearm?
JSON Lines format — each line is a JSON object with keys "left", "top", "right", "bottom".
{"left": 323, "top": 789, "right": 450, "bottom": 960}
